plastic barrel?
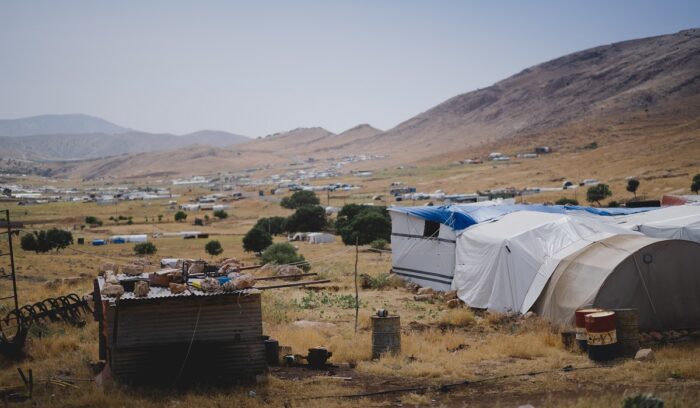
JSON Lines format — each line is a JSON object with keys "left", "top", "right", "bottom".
{"left": 371, "top": 315, "right": 401, "bottom": 359}
{"left": 575, "top": 308, "right": 604, "bottom": 352}
{"left": 614, "top": 308, "right": 640, "bottom": 358}
{"left": 585, "top": 311, "right": 619, "bottom": 362}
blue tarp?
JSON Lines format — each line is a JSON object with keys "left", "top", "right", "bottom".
{"left": 388, "top": 204, "right": 656, "bottom": 231}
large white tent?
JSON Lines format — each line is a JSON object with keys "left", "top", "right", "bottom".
{"left": 452, "top": 211, "right": 638, "bottom": 312}
{"left": 603, "top": 204, "right": 700, "bottom": 242}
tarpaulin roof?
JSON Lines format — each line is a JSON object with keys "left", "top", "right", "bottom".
{"left": 388, "top": 204, "right": 655, "bottom": 231}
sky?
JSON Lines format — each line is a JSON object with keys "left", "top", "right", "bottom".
{"left": 1, "top": 1, "right": 699, "bottom": 137}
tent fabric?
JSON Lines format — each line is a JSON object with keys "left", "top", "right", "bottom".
{"left": 389, "top": 211, "right": 457, "bottom": 291}
{"left": 603, "top": 204, "right": 700, "bottom": 243}
{"left": 532, "top": 235, "right": 700, "bottom": 331}
{"left": 388, "top": 204, "right": 654, "bottom": 232}
{"left": 452, "top": 211, "right": 638, "bottom": 312}
{"left": 307, "top": 232, "right": 335, "bottom": 244}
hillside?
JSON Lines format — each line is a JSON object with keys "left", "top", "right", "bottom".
{"left": 28, "top": 28, "right": 700, "bottom": 180}
{"left": 0, "top": 114, "right": 130, "bottom": 136}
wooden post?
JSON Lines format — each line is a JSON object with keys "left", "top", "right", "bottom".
{"left": 354, "top": 237, "right": 359, "bottom": 334}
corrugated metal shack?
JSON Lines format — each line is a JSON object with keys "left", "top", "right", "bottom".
{"left": 95, "top": 277, "right": 266, "bottom": 385}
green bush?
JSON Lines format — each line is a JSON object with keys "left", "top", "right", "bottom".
{"left": 133, "top": 242, "right": 157, "bottom": 255}
{"left": 205, "top": 240, "right": 224, "bottom": 257}
{"left": 555, "top": 198, "right": 579, "bottom": 206}
{"left": 370, "top": 239, "right": 388, "bottom": 250}
{"left": 174, "top": 211, "right": 187, "bottom": 222}
{"left": 85, "top": 216, "right": 102, "bottom": 226}
{"left": 626, "top": 179, "right": 640, "bottom": 198}
{"left": 285, "top": 205, "right": 327, "bottom": 232}
{"left": 280, "top": 190, "right": 320, "bottom": 209}
{"left": 260, "top": 243, "right": 309, "bottom": 271}
{"left": 21, "top": 229, "right": 73, "bottom": 253}
{"left": 336, "top": 205, "right": 391, "bottom": 245}
{"left": 213, "top": 209, "right": 228, "bottom": 219}
{"left": 691, "top": 173, "right": 700, "bottom": 194}
{"left": 243, "top": 227, "right": 273, "bottom": 253}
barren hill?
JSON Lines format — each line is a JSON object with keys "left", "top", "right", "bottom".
{"left": 0, "top": 114, "right": 130, "bottom": 136}
{"left": 37, "top": 28, "right": 700, "bottom": 179}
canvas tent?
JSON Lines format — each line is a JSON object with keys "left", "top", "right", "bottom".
{"left": 109, "top": 234, "right": 148, "bottom": 243}
{"left": 307, "top": 232, "right": 335, "bottom": 244}
{"left": 532, "top": 235, "right": 700, "bottom": 331}
{"left": 452, "top": 211, "right": 637, "bottom": 312}
{"left": 603, "top": 204, "right": 700, "bottom": 243}
{"left": 388, "top": 202, "right": 648, "bottom": 291}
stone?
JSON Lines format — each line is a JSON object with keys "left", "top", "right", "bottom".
{"left": 169, "top": 283, "right": 187, "bottom": 294}
{"left": 200, "top": 277, "right": 221, "bottom": 293}
{"left": 99, "top": 263, "right": 119, "bottom": 274}
{"left": 447, "top": 299, "right": 462, "bottom": 309}
{"left": 417, "top": 287, "right": 434, "bottom": 295}
{"left": 444, "top": 290, "right": 458, "bottom": 301}
{"left": 122, "top": 264, "right": 144, "bottom": 276}
{"left": 414, "top": 294, "right": 434, "bottom": 302}
{"left": 101, "top": 284, "right": 125, "bottom": 298}
{"left": 634, "top": 348, "right": 655, "bottom": 362}
{"left": 649, "top": 331, "right": 663, "bottom": 341}
{"left": 133, "top": 281, "right": 150, "bottom": 297}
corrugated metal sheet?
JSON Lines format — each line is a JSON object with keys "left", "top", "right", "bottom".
{"left": 102, "top": 287, "right": 265, "bottom": 384}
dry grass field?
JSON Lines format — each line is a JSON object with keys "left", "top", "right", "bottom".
{"left": 1, "top": 179, "right": 700, "bottom": 407}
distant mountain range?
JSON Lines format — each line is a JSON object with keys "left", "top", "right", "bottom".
{"left": 0, "top": 114, "right": 250, "bottom": 160}
{"left": 3, "top": 28, "right": 700, "bottom": 179}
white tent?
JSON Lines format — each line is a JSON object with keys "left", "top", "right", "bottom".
{"left": 109, "top": 234, "right": 148, "bottom": 243}
{"left": 307, "top": 232, "right": 335, "bottom": 244}
{"left": 452, "top": 211, "right": 638, "bottom": 312}
{"left": 532, "top": 235, "right": 700, "bottom": 331}
{"left": 603, "top": 204, "right": 700, "bottom": 242}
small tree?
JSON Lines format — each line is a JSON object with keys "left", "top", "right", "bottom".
{"left": 133, "top": 242, "right": 157, "bottom": 255}
{"left": 370, "top": 239, "right": 388, "bottom": 250}
{"left": 586, "top": 184, "right": 613, "bottom": 207}
{"left": 213, "top": 209, "right": 228, "bottom": 219}
{"left": 46, "top": 228, "right": 73, "bottom": 252}
{"left": 158, "top": 214, "right": 163, "bottom": 222}
{"left": 336, "top": 204, "right": 392, "bottom": 246}
{"left": 260, "top": 243, "right": 309, "bottom": 271}
{"left": 174, "top": 211, "right": 187, "bottom": 222}
{"left": 280, "top": 190, "right": 320, "bottom": 209}
{"left": 285, "top": 205, "right": 327, "bottom": 232}
{"left": 254, "top": 216, "right": 288, "bottom": 235}
{"left": 205, "top": 240, "right": 224, "bottom": 258}
{"left": 692, "top": 174, "right": 700, "bottom": 194}
{"left": 243, "top": 227, "right": 273, "bottom": 253}
{"left": 626, "top": 179, "right": 640, "bottom": 198}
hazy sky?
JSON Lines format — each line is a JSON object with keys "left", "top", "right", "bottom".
{"left": 1, "top": 1, "right": 699, "bottom": 137}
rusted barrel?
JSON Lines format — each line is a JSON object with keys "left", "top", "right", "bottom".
{"left": 575, "top": 308, "right": 604, "bottom": 351}
{"left": 614, "top": 308, "right": 639, "bottom": 358}
{"left": 585, "top": 311, "right": 619, "bottom": 362}
{"left": 371, "top": 315, "right": 401, "bottom": 359}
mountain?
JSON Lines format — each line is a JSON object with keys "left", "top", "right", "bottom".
{"left": 181, "top": 130, "right": 250, "bottom": 147}
{"left": 21, "top": 28, "right": 700, "bottom": 179}
{"left": 354, "top": 28, "right": 700, "bottom": 156}
{"left": 0, "top": 114, "right": 130, "bottom": 136}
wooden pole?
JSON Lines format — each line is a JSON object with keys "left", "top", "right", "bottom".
{"left": 354, "top": 237, "right": 359, "bottom": 334}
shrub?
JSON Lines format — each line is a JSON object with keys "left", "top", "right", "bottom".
{"left": 254, "top": 216, "right": 288, "bottom": 235}
{"left": 20, "top": 233, "right": 38, "bottom": 252}
{"left": 174, "top": 211, "right": 187, "bottom": 222}
{"left": 692, "top": 174, "right": 700, "bottom": 194}
{"left": 205, "top": 240, "right": 224, "bottom": 257}
{"left": 243, "top": 227, "right": 273, "bottom": 253}
{"left": 555, "top": 198, "right": 579, "bottom": 206}
{"left": 46, "top": 228, "right": 73, "bottom": 251}
{"left": 85, "top": 216, "right": 102, "bottom": 226}
{"left": 586, "top": 183, "right": 612, "bottom": 207}
{"left": 213, "top": 209, "right": 228, "bottom": 219}
{"left": 260, "top": 243, "right": 309, "bottom": 271}
{"left": 133, "top": 242, "right": 157, "bottom": 255}
{"left": 338, "top": 209, "right": 391, "bottom": 245}
{"left": 280, "top": 190, "right": 320, "bottom": 209}
{"left": 370, "top": 239, "right": 388, "bottom": 250}
{"left": 608, "top": 201, "right": 620, "bottom": 208}
{"left": 285, "top": 205, "right": 327, "bottom": 232}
